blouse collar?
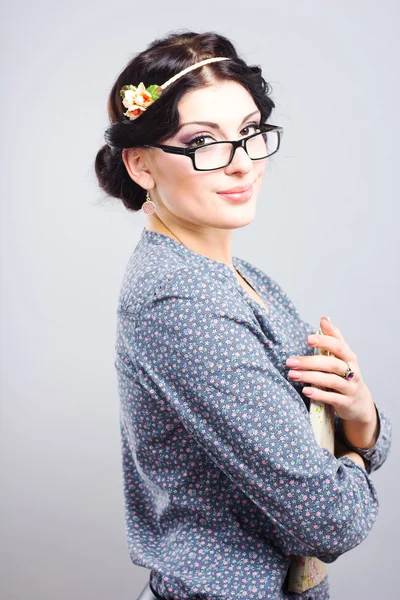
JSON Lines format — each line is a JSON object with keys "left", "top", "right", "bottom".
{"left": 140, "top": 227, "right": 242, "bottom": 276}
{"left": 139, "top": 227, "right": 272, "bottom": 319}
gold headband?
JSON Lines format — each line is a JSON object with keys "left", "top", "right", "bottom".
{"left": 119, "top": 57, "right": 231, "bottom": 120}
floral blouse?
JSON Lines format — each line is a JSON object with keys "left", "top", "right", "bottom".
{"left": 115, "top": 228, "right": 392, "bottom": 600}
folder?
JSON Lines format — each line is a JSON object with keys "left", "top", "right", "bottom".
{"left": 286, "top": 327, "right": 334, "bottom": 593}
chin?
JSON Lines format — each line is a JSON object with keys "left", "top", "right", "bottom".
{"left": 225, "top": 206, "right": 257, "bottom": 229}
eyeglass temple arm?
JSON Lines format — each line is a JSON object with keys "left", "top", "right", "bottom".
{"left": 142, "top": 144, "right": 191, "bottom": 156}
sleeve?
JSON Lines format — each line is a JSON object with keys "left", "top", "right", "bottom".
{"left": 334, "top": 405, "right": 392, "bottom": 475}
{"left": 300, "top": 320, "right": 393, "bottom": 475}
{"left": 120, "top": 267, "right": 381, "bottom": 564}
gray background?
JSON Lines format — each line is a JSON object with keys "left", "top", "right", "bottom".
{"left": 1, "top": 0, "right": 398, "bottom": 598}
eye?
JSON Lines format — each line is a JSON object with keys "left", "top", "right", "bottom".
{"left": 241, "top": 123, "right": 261, "bottom": 137}
{"left": 186, "top": 134, "right": 212, "bottom": 148}
{"left": 185, "top": 122, "right": 261, "bottom": 148}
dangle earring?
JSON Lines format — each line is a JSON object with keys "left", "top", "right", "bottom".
{"left": 142, "top": 191, "right": 156, "bottom": 214}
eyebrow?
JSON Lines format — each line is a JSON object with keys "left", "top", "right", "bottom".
{"left": 176, "top": 110, "right": 261, "bottom": 132}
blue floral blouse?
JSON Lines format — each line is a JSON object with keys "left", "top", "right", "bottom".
{"left": 115, "top": 228, "right": 392, "bottom": 600}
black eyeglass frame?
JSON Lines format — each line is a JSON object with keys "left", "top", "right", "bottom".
{"left": 141, "top": 124, "right": 284, "bottom": 171}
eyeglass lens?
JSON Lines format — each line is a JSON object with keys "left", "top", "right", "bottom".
{"left": 194, "top": 130, "right": 279, "bottom": 170}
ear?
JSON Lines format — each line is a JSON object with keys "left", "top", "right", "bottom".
{"left": 122, "top": 148, "right": 155, "bottom": 190}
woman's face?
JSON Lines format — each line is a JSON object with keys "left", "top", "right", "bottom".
{"left": 144, "top": 79, "right": 269, "bottom": 232}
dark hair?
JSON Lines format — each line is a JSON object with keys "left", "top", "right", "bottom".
{"left": 94, "top": 30, "right": 276, "bottom": 212}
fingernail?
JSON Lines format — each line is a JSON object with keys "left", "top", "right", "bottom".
{"left": 286, "top": 358, "right": 300, "bottom": 367}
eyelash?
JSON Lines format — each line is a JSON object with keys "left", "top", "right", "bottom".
{"left": 185, "top": 121, "right": 262, "bottom": 147}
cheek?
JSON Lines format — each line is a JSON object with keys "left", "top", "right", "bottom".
{"left": 255, "top": 158, "right": 267, "bottom": 177}
{"left": 154, "top": 155, "right": 210, "bottom": 210}
{"left": 160, "top": 154, "right": 193, "bottom": 179}
{"left": 158, "top": 154, "right": 218, "bottom": 190}
{"left": 154, "top": 155, "right": 196, "bottom": 192}
{"left": 253, "top": 162, "right": 267, "bottom": 188}
{"left": 154, "top": 155, "right": 267, "bottom": 206}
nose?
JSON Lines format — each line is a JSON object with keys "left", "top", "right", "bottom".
{"left": 224, "top": 144, "right": 253, "bottom": 173}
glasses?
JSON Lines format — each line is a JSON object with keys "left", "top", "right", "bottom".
{"left": 142, "top": 124, "right": 284, "bottom": 171}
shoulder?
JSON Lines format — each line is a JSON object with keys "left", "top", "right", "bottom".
{"left": 116, "top": 242, "right": 193, "bottom": 315}
{"left": 152, "top": 265, "right": 227, "bottom": 302}
{"left": 118, "top": 256, "right": 247, "bottom": 321}
{"left": 143, "top": 265, "right": 251, "bottom": 323}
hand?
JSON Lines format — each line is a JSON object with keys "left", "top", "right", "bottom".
{"left": 286, "top": 316, "right": 376, "bottom": 424}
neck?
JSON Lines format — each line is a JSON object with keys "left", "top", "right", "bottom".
{"left": 145, "top": 213, "right": 236, "bottom": 271}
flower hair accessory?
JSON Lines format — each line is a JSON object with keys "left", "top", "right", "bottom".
{"left": 119, "top": 83, "right": 163, "bottom": 120}
{"left": 119, "top": 57, "right": 231, "bottom": 120}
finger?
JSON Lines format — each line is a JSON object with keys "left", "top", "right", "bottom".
{"left": 319, "top": 316, "right": 346, "bottom": 343}
{"left": 301, "top": 384, "right": 348, "bottom": 406}
{"left": 288, "top": 368, "right": 353, "bottom": 393}
{"left": 308, "top": 331, "right": 355, "bottom": 363}
{"left": 287, "top": 353, "right": 353, "bottom": 378}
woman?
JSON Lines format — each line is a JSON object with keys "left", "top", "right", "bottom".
{"left": 95, "top": 31, "right": 392, "bottom": 600}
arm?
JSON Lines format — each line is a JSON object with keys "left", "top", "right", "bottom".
{"left": 345, "top": 452, "right": 367, "bottom": 470}
{"left": 229, "top": 263, "right": 393, "bottom": 474}
{"left": 299, "top": 320, "right": 393, "bottom": 476}
{"left": 334, "top": 440, "right": 366, "bottom": 470}
{"left": 119, "top": 267, "right": 381, "bottom": 564}
{"left": 334, "top": 405, "right": 392, "bottom": 475}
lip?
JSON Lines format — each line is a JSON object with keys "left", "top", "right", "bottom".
{"left": 217, "top": 185, "right": 253, "bottom": 203}
{"left": 217, "top": 183, "right": 253, "bottom": 194}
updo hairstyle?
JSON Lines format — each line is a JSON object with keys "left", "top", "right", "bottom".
{"left": 94, "top": 30, "right": 276, "bottom": 211}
